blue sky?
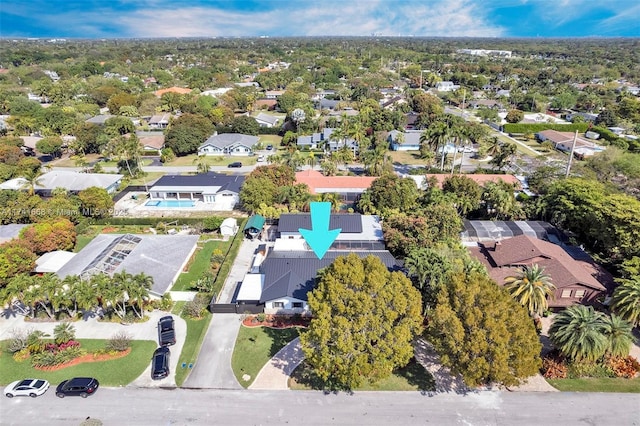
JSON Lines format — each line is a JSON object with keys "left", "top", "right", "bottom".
{"left": 1, "top": 0, "right": 638, "bottom": 38}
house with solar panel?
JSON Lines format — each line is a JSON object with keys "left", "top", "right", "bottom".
{"left": 234, "top": 213, "right": 397, "bottom": 314}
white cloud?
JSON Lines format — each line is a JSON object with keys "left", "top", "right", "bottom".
{"left": 112, "top": 0, "right": 505, "bottom": 38}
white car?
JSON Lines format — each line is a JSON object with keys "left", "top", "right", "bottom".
{"left": 257, "top": 155, "right": 266, "bottom": 162}
{"left": 4, "top": 379, "right": 50, "bottom": 398}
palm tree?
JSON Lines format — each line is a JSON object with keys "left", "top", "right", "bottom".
{"left": 548, "top": 305, "right": 608, "bottom": 362}
{"left": 504, "top": 264, "right": 556, "bottom": 317}
{"left": 192, "top": 155, "right": 211, "bottom": 174}
{"left": 21, "top": 169, "right": 44, "bottom": 196}
{"left": 317, "top": 192, "right": 341, "bottom": 212}
{"left": 128, "top": 273, "right": 153, "bottom": 319}
{"left": 610, "top": 279, "right": 640, "bottom": 326}
{"left": 53, "top": 322, "right": 76, "bottom": 345}
{"left": 64, "top": 275, "right": 96, "bottom": 317}
{"left": 421, "top": 121, "right": 449, "bottom": 169}
{"left": 602, "top": 314, "right": 635, "bottom": 358}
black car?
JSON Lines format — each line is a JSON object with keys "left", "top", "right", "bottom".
{"left": 266, "top": 144, "right": 273, "bottom": 150}
{"left": 228, "top": 161, "right": 242, "bottom": 168}
{"left": 55, "top": 377, "right": 99, "bottom": 398}
{"left": 151, "top": 347, "right": 170, "bottom": 380}
{"left": 158, "top": 315, "right": 176, "bottom": 347}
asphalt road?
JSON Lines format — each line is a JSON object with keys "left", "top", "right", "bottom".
{"left": 1, "top": 388, "right": 638, "bottom": 425}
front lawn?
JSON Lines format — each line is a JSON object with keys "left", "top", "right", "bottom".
{"left": 127, "top": 172, "right": 165, "bottom": 186}
{"left": 547, "top": 377, "right": 640, "bottom": 393}
{"left": 231, "top": 326, "right": 300, "bottom": 388}
{"left": 0, "top": 339, "right": 156, "bottom": 387}
{"left": 289, "top": 359, "right": 436, "bottom": 392}
{"left": 166, "top": 154, "right": 259, "bottom": 167}
{"left": 388, "top": 150, "right": 431, "bottom": 166}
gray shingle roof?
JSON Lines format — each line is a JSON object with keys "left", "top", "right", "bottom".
{"left": 259, "top": 250, "right": 398, "bottom": 302}
{"left": 199, "top": 133, "right": 259, "bottom": 150}
{"left": 278, "top": 213, "right": 362, "bottom": 233}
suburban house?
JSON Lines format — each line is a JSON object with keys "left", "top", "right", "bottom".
{"left": 469, "top": 99, "right": 503, "bottom": 110}
{"left": 467, "top": 234, "right": 609, "bottom": 309}
{"left": 197, "top": 133, "right": 260, "bottom": 156}
{"left": 35, "top": 250, "right": 77, "bottom": 274}
{"left": 536, "top": 129, "right": 605, "bottom": 158}
{"left": 137, "top": 132, "right": 165, "bottom": 154}
{"left": 148, "top": 173, "right": 244, "bottom": 210}
{"left": 145, "top": 113, "right": 173, "bottom": 129}
{"left": 296, "top": 128, "right": 358, "bottom": 153}
{"left": 254, "top": 112, "right": 281, "bottom": 128}
{"left": 0, "top": 170, "right": 123, "bottom": 196}
{"left": 264, "top": 90, "right": 285, "bottom": 99}
{"left": 295, "top": 170, "right": 377, "bottom": 203}
{"left": 435, "top": 81, "right": 460, "bottom": 92}
{"left": 235, "top": 213, "right": 394, "bottom": 314}
{"left": 388, "top": 129, "right": 423, "bottom": 151}
{"left": 56, "top": 233, "right": 199, "bottom": 297}
{"left": 314, "top": 98, "right": 340, "bottom": 111}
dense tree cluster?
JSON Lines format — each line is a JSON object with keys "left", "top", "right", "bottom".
{"left": 300, "top": 254, "right": 423, "bottom": 390}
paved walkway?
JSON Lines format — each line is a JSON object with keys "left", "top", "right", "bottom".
{"left": 249, "top": 337, "right": 304, "bottom": 390}
{"left": 0, "top": 309, "right": 186, "bottom": 388}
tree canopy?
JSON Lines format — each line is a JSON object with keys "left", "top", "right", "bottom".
{"left": 300, "top": 253, "right": 423, "bottom": 390}
{"left": 427, "top": 271, "right": 542, "bottom": 387}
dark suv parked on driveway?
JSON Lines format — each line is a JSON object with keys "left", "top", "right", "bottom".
{"left": 55, "top": 377, "right": 99, "bottom": 398}
{"left": 151, "top": 347, "right": 170, "bottom": 380}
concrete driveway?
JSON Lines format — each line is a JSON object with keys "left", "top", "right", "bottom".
{"left": 182, "top": 314, "right": 243, "bottom": 389}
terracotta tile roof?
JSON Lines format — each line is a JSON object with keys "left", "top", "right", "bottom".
{"left": 469, "top": 235, "right": 607, "bottom": 292}
{"left": 425, "top": 174, "right": 521, "bottom": 188}
{"left": 154, "top": 87, "right": 192, "bottom": 97}
{"left": 295, "top": 170, "right": 377, "bottom": 194}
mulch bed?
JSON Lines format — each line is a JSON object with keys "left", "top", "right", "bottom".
{"left": 34, "top": 348, "right": 131, "bottom": 371}
{"left": 242, "top": 315, "right": 310, "bottom": 329}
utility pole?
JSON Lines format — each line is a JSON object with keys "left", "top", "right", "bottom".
{"left": 565, "top": 130, "right": 578, "bottom": 177}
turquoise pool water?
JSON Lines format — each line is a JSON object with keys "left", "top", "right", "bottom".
{"left": 145, "top": 200, "right": 195, "bottom": 208}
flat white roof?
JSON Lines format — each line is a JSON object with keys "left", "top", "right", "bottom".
{"left": 236, "top": 273, "right": 264, "bottom": 301}
{"left": 35, "top": 250, "right": 77, "bottom": 273}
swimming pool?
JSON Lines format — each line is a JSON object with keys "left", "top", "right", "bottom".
{"left": 145, "top": 200, "right": 195, "bottom": 208}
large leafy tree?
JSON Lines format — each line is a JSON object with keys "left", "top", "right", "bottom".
{"left": 548, "top": 305, "right": 608, "bottom": 362}
{"left": 428, "top": 271, "right": 542, "bottom": 387}
{"left": 357, "top": 174, "right": 419, "bottom": 217}
{"left": 19, "top": 218, "right": 76, "bottom": 254}
{"left": 229, "top": 115, "right": 260, "bottom": 135}
{"left": 0, "top": 242, "right": 37, "bottom": 287}
{"left": 78, "top": 186, "right": 115, "bottom": 218}
{"left": 504, "top": 264, "right": 556, "bottom": 317}
{"left": 165, "top": 113, "right": 214, "bottom": 156}
{"left": 442, "top": 175, "right": 482, "bottom": 215}
{"left": 247, "top": 164, "right": 295, "bottom": 187}
{"left": 239, "top": 176, "right": 278, "bottom": 212}
{"left": 300, "top": 254, "right": 423, "bottom": 390}
{"left": 383, "top": 204, "right": 462, "bottom": 258}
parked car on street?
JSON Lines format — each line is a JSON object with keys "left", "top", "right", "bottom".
{"left": 257, "top": 155, "right": 265, "bottom": 162}
{"left": 55, "top": 377, "right": 99, "bottom": 398}
{"left": 4, "top": 379, "right": 49, "bottom": 398}
{"left": 151, "top": 346, "right": 170, "bottom": 380}
{"left": 228, "top": 161, "right": 242, "bottom": 168}
{"left": 266, "top": 144, "right": 273, "bottom": 150}
{"left": 158, "top": 315, "right": 176, "bottom": 346}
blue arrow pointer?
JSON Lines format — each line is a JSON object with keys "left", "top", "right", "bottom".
{"left": 299, "top": 202, "right": 341, "bottom": 259}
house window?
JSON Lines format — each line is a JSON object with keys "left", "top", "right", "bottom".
{"left": 292, "top": 302, "right": 303, "bottom": 308}
{"left": 272, "top": 302, "right": 284, "bottom": 309}
{"left": 561, "top": 290, "right": 572, "bottom": 298}
{"left": 574, "top": 290, "right": 585, "bottom": 299}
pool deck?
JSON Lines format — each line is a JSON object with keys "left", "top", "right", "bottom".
{"left": 114, "top": 192, "right": 240, "bottom": 217}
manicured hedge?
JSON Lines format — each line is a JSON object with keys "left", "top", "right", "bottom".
{"left": 503, "top": 123, "right": 590, "bottom": 134}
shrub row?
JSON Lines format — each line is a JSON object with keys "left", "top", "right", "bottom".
{"left": 503, "top": 123, "right": 590, "bottom": 134}
{"left": 542, "top": 353, "right": 640, "bottom": 379}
